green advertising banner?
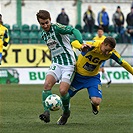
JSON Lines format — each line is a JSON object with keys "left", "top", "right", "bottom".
{"left": 0, "top": 67, "right": 132, "bottom": 84}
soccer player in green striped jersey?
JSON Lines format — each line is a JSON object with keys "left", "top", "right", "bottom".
{"left": 36, "top": 10, "right": 86, "bottom": 125}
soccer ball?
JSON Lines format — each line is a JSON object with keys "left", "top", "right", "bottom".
{"left": 45, "top": 94, "right": 62, "bottom": 111}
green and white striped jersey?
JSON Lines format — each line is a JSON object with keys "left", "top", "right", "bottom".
{"left": 41, "top": 23, "right": 77, "bottom": 65}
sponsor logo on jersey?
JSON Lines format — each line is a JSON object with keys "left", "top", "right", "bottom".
{"left": 47, "top": 39, "right": 57, "bottom": 49}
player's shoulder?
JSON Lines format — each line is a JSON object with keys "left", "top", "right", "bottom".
{"left": 93, "top": 36, "right": 97, "bottom": 40}
{"left": 110, "top": 49, "right": 118, "bottom": 55}
{"left": 53, "top": 23, "right": 66, "bottom": 29}
{"left": 0, "top": 25, "right": 8, "bottom": 31}
{"left": 53, "top": 23, "right": 73, "bottom": 31}
{"left": 102, "top": 35, "right": 106, "bottom": 39}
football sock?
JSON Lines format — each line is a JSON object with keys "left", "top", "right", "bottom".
{"left": 102, "top": 71, "right": 110, "bottom": 82}
{"left": 42, "top": 90, "right": 52, "bottom": 111}
{"left": 61, "top": 93, "right": 70, "bottom": 113}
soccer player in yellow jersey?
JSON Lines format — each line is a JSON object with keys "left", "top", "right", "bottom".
{"left": 93, "top": 27, "right": 106, "bottom": 41}
{"left": 0, "top": 14, "right": 9, "bottom": 65}
{"left": 68, "top": 37, "right": 133, "bottom": 116}
{"left": 93, "top": 27, "right": 111, "bottom": 87}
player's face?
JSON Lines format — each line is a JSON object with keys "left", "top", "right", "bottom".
{"left": 97, "top": 30, "right": 103, "bottom": 37}
{"left": 100, "top": 43, "right": 113, "bottom": 55}
{"left": 39, "top": 18, "right": 51, "bottom": 32}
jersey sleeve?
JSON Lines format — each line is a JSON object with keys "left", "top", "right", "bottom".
{"left": 110, "top": 50, "right": 133, "bottom": 75}
{"left": 71, "top": 40, "right": 95, "bottom": 56}
{"left": 55, "top": 23, "right": 83, "bottom": 44}
{"left": 55, "top": 23, "right": 74, "bottom": 34}
{"left": 86, "top": 40, "right": 95, "bottom": 46}
{"left": 71, "top": 40, "right": 82, "bottom": 49}
{"left": 71, "top": 28, "right": 83, "bottom": 44}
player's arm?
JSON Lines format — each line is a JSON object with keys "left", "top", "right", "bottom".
{"left": 55, "top": 24, "right": 83, "bottom": 44}
{"left": 3, "top": 29, "right": 9, "bottom": 47}
{"left": 120, "top": 60, "right": 133, "bottom": 75}
{"left": 71, "top": 40, "right": 93, "bottom": 52}
{"left": 71, "top": 40, "right": 82, "bottom": 49}
{"left": 71, "top": 40, "right": 94, "bottom": 48}
{"left": 110, "top": 51, "right": 133, "bottom": 75}
{"left": 71, "top": 28, "right": 83, "bottom": 44}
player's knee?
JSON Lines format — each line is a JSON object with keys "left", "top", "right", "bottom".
{"left": 44, "top": 81, "right": 53, "bottom": 90}
{"left": 91, "top": 98, "right": 102, "bottom": 106}
{"left": 59, "top": 82, "right": 70, "bottom": 96}
{"left": 59, "top": 88, "right": 68, "bottom": 96}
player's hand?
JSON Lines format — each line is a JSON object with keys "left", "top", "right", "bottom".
{"left": 81, "top": 44, "right": 92, "bottom": 52}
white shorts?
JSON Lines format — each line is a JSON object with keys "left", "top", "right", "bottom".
{"left": 47, "top": 63, "right": 75, "bottom": 84}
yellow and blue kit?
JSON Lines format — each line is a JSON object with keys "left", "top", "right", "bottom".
{"left": 68, "top": 40, "right": 133, "bottom": 98}
{"left": 93, "top": 35, "right": 106, "bottom": 68}
{"left": 0, "top": 24, "right": 9, "bottom": 64}
{"left": 93, "top": 35, "right": 106, "bottom": 41}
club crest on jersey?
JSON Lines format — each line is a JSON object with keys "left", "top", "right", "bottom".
{"left": 47, "top": 39, "right": 57, "bottom": 49}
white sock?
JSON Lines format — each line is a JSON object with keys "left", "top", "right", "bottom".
{"left": 102, "top": 71, "right": 111, "bottom": 82}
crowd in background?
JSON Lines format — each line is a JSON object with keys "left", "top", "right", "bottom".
{"left": 56, "top": 5, "right": 133, "bottom": 44}
{"left": 1, "top": 3, "right": 133, "bottom": 44}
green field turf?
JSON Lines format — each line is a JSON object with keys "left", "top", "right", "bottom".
{"left": 0, "top": 84, "right": 133, "bottom": 133}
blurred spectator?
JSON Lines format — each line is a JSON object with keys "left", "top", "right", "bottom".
{"left": 97, "top": 6, "right": 109, "bottom": 33}
{"left": 56, "top": 8, "right": 69, "bottom": 25}
{"left": 93, "top": 26, "right": 106, "bottom": 41}
{"left": 126, "top": 6, "right": 133, "bottom": 44}
{"left": 83, "top": 5, "right": 95, "bottom": 33}
{"left": 112, "top": 6, "right": 125, "bottom": 43}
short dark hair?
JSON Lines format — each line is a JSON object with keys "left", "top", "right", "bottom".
{"left": 104, "top": 37, "right": 116, "bottom": 48}
{"left": 0, "top": 14, "right": 2, "bottom": 17}
{"left": 98, "top": 26, "right": 104, "bottom": 31}
{"left": 36, "top": 10, "right": 51, "bottom": 23}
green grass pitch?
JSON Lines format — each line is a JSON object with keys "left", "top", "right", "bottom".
{"left": 0, "top": 84, "right": 133, "bottom": 133}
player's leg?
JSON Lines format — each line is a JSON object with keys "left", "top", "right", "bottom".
{"left": 57, "top": 82, "right": 71, "bottom": 125}
{"left": 39, "top": 64, "right": 60, "bottom": 123}
{"left": 90, "top": 97, "right": 102, "bottom": 115}
{"left": 87, "top": 74, "right": 102, "bottom": 115}
{"left": 57, "top": 72, "right": 86, "bottom": 125}
{"left": 101, "top": 67, "right": 111, "bottom": 87}
{"left": 57, "top": 65, "right": 75, "bottom": 125}
{"left": 39, "top": 74, "right": 57, "bottom": 123}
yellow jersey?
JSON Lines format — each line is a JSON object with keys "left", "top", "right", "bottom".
{"left": 71, "top": 40, "right": 133, "bottom": 76}
{"left": 93, "top": 35, "right": 106, "bottom": 41}
{"left": 0, "top": 24, "right": 9, "bottom": 53}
